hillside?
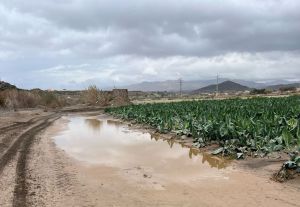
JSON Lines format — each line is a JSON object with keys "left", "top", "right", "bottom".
{"left": 122, "top": 79, "right": 265, "bottom": 92}
{"left": 0, "top": 81, "right": 17, "bottom": 91}
{"left": 265, "top": 83, "right": 300, "bottom": 91}
{"left": 192, "top": 81, "right": 250, "bottom": 94}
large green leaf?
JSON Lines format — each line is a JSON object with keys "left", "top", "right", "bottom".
{"left": 287, "top": 118, "right": 298, "bottom": 130}
{"left": 282, "top": 129, "right": 293, "bottom": 148}
{"left": 212, "top": 147, "right": 224, "bottom": 155}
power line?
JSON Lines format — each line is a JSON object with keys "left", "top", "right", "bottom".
{"left": 216, "top": 74, "right": 219, "bottom": 97}
{"left": 179, "top": 78, "right": 183, "bottom": 97}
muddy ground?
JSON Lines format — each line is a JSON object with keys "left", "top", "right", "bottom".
{"left": 0, "top": 108, "right": 299, "bottom": 207}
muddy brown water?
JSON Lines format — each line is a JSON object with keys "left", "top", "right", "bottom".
{"left": 54, "top": 116, "right": 231, "bottom": 180}
{"left": 51, "top": 115, "right": 300, "bottom": 207}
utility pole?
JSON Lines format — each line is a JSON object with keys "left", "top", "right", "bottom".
{"left": 216, "top": 74, "right": 219, "bottom": 97}
{"left": 179, "top": 78, "right": 183, "bottom": 97}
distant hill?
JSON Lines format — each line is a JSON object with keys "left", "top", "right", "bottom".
{"left": 122, "top": 79, "right": 264, "bottom": 92}
{"left": 124, "top": 79, "right": 230, "bottom": 92}
{"left": 0, "top": 81, "right": 17, "bottom": 91}
{"left": 265, "top": 83, "right": 300, "bottom": 91}
{"left": 192, "top": 81, "right": 250, "bottom": 94}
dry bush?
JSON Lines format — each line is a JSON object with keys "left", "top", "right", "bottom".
{"left": 3, "top": 90, "right": 39, "bottom": 109}
{"left": 250, "top": 89, "right": 268, "bottom": 95}
{"left": 0, "top": 92, "right": 5, "bottom": 107}
{"left": 39, "top": 92, "right": 67, "bottom": 108}
{"left": 84, "top": 85, "right": 100, "bottom": 105}
{"left": 279, "top": 87, "right": 297, "bottom": 92}
{"left": 98, "top": 91, "right": 112, "bottom": 106}
{"left": 0, "top": 89, "right": 68, "bottom": 109}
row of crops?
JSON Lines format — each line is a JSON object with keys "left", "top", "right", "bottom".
{"left": 106, "top": 96, "right": 300, "bottom": 158}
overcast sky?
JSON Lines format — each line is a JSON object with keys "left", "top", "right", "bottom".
{"left": 0, "top": 0, "right": 300, "bottom": 89}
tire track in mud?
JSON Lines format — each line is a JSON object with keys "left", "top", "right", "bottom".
{"left": 0, "top": 115, "right": 54, "bottom": 175}
{"left": 0, "top": 108, "right": 103, "bottom": 206}
{"left": 0, "top": 126, "right": 33, "bottom": 175}
{"left": 0, "top": 122, "right": 27, "bottom": 133}
{"left": 0, "top": 118, "right": 36, "bottom": 134}
{"left": 12, "top": 115, "right": 60, "bottom": 207}
{"left": 0, "top": 125, "right": 31, "bottom": 165}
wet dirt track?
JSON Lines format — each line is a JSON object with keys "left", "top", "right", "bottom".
{"left": 0, "top": 110, "right": 300, "bottom": 207}
{"left": 0, "top": 110, "right": 61, "bottom": 206}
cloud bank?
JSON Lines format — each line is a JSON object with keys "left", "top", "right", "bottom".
{"left": 0, "top": 0, "right": 299, "bottom": 89}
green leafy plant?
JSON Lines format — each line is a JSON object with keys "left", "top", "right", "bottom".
{"left": 106, "top": 96, "right": 300, "bottom": 156}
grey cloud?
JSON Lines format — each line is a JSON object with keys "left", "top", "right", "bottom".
{"left": 2, "top": 0, "right": 300, "bottom": 58}
{"left": 0, "top": 0, "right": 300, "bottom": 89}
{"left": 13, "top": 51, "right": 298, "bottom": 89}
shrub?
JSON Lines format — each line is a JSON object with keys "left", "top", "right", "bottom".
{"left": 84, "top": 85, "right": 100, "bottom": 105}
{"left": 250, "top": 89, "right": 268, "bottom": 95}
{"left": 0, "top": 93, "right": 5, "bottom": 107}
{"left": 3, "top": 90, "right": 39, "bottom": 109}
{"left": 279, "top": 87, "right": 297, "bottom": 92}
{"left": 40, "top": 92, "right": 66, "bottom": 108}
{"left": 0, "top": 89, "right": 68, "bottom": 109}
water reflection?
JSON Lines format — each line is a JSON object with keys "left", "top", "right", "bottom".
{"left": 54, "top": 116, "right": 231, "bottom": 182}
{"left": 85, "top": 119, "right": 102, "bottom": 132}
{"left": 167, "top": 139, "right": 175, "bottom": 148}
{"left": 106, "top": 119, "right": 123, "bottom": 127}
{"left": 152, "top": 134, "right": 230, "bottom": 169}
{"left": 152, "top": 134, "right": 176, "bottom": 149}
{"left": 201, "top": 153, "right": 230, "bottom": 169}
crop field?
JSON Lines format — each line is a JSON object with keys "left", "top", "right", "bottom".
{"left": 106, "top": 96, "right": 300, "bottom": 158}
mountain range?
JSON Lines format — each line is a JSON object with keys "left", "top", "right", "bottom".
{"left": 121, "top": 79, "right": 299, "bottom": 92}
{"left": 191, "top": 81, "right": 250, "bottom": 94}
{"left": 265, "top": 83, "right": 300, "bottom": 91}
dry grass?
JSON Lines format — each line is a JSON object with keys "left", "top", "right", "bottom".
{"left": 0, "top": 93, "right": 5, "bottom": 107}
{"left": 0, "top": 89, "right": 68, "bottom": 109}
{"left": 1, "top": 90, "right": 38, "bottom": 109}
{"left": 84, "top": 85, "right": 100, "bottom": 105}
{"left": 39, "top": 92, "right": 63, "bottom": 108}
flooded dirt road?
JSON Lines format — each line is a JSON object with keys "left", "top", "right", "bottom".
{"left": 54, "top": 115, "right": 236, "bottom": 192}
{"left": 0, "top": 112, "right": 300, "bottom": 207}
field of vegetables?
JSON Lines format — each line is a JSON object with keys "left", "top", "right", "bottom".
{"left": 106, "top": 96, "right": 300, "bottom": 158}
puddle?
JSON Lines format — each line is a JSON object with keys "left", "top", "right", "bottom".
{"left": 45, "top": 115, "right": 300, "bottom": 206}
{"left": 54, "top": 116, "right": 232, "bottom": 183}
